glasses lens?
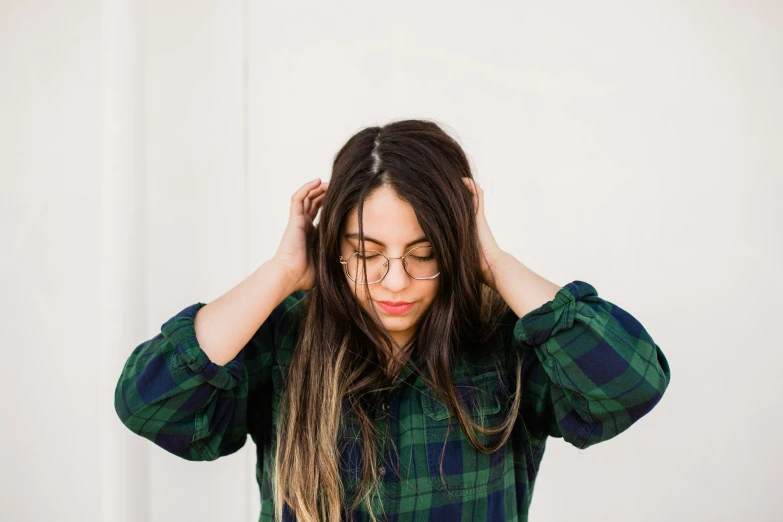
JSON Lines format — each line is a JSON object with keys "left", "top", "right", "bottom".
{"left": 345, "top": 250, "right": 387, "bottom": 284}
{"left": 404, "top": 246, "right": 439, "bottom": 279}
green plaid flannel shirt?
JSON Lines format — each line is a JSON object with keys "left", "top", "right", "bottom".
{"left": 115, "top": 280, "right": 671, "bottom": 521}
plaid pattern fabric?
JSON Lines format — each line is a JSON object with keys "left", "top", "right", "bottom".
{"left": 115, "top": 280, "right": 671, "bottom": 521}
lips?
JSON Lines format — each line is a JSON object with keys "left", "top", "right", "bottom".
{"left": 377, "top": 301, "right": 414, "bottom": 315}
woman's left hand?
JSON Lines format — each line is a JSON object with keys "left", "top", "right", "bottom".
{"left": 461, "top": 177, "right": 505, "bottom": 290}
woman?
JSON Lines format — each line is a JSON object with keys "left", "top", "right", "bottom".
{"left": 115, "top": 119, "right": 671, "bottom": 522}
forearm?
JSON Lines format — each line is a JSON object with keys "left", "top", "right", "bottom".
{"left": 487, "top": 251, "right": 562, "bottom": 319}
{"left": 193, "top": 259, "right": 298, "bottom": 366}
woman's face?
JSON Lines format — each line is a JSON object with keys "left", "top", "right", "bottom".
{"left": 339, "top": 185, "right": 440, "bottom": 348}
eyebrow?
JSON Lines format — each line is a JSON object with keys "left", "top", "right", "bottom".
{"left": 344, "top": 232, "right": 430, "bottom": 249}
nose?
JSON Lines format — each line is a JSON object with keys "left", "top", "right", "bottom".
{"left": 381, "top": 256, "right": 410, "bottom": 292}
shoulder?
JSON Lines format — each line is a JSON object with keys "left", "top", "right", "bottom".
{"left": 265, "top": 289, "right": 309, "bottom": 334}
{"left": 272, "top": 289, "right": 311, "bottom": 368}
{"left": 278, "top": 289, "right": 310, "bottom": 323}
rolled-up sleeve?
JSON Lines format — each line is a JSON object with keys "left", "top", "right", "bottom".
{"left": 113, "top": 290, "right": 307, "bottom": 461}
{"left": 514, "top": 280, "right": 671, "bottom": 449}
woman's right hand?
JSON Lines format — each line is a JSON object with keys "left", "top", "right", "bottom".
{"left": 272, "top": 178, "right": 329, "bottom": 292}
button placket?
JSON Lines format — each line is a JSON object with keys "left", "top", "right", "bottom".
{"left": 375, "top": 392, "right": 391, "bottom": 482}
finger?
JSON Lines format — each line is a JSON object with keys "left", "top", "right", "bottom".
{"left": 462, "top": 177, "right": 479, "bottom": 200}
{"left": 305, "top": 184, "right": 328, "bottom": 200}
{"left": 462, "top": 178, "right": 478, "bottom": 214}
{"left": 303, "top": 184, "right": 327, "bottom": 217}
{"left": 305, "top": 184, "right": 329, "bottom": 214}
{"left": 292, "top": 179, "right": 320, "bottom": 219}
{"left": 475, "top": 183, "right": 484, "bottom": 212}
{"left": 310, "top": 190, "right": 326, "bottom": 207}
{"left": 310, "top": 190, "right": 326, "bottom": 201}
{"left": 291, "top": 178, "right": 323, "bottom": 219}
{"left": 470, "top": 180, "right": 483, "bottom": 213}
{"left": 308, "top": 193, "right": 326, "bottom": 220}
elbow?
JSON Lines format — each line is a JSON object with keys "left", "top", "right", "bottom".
{"left": 114, "top": 376, "right": 134, "bottom": 427}
{"left": 579, "top": 371, "right": 669, "bottom": 450}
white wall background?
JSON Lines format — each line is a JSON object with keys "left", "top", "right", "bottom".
{"left": 2, "top": 0, "right": 781, "bottom": 521}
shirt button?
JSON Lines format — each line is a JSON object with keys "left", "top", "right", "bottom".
{"left": 381, "top": 402, "right": 389, "bottom": 412}
{"left": 378, "top": 466, "right": 386, "bottom": 476}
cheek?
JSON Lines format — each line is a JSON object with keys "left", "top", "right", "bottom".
{"left": 423, "top": 281, "right": 439, "bottom": 302}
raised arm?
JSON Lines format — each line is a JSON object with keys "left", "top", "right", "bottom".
{"left": 113, "top": 262, "right": 307, "bottom": 461}
{"left": 513, "top": 280, "right": 671, "bottom": 449}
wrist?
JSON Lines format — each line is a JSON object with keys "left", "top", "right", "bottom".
{"left": 485, "top": 248, "right": 506, "bottom": 267}
{"left": 484, "top": 249, "right": 507, "bottom": 291}
{"left": 264, "top": 258, "right": 301, "bottom": 295}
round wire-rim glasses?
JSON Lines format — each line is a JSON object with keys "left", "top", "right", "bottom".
{"left": 339, "top": 245, "right": 441, "bottom": 285}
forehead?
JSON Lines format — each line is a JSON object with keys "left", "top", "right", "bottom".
{"left": 343, "top": 186, "right": 424, "bottom": 242}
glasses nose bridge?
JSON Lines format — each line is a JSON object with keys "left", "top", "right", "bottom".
{"left": 383, "top": 252, "right": 409, "bottom": 274}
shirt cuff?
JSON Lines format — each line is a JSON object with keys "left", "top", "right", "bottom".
{"left": 160, "top": 303, "right": 246, "bottom": 390}
{"left": 513, "top": 280, "right": 598, "bottom": 346}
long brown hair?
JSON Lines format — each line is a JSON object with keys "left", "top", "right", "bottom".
{"left": 272, "top": 119, "right": 523, "bottom": 522}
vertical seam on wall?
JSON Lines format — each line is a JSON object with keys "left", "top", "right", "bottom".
{"left": 241, "top": 0, "right": 251, "bottom": 517}
{"left": 242, "top": 0, "right": 250, "bottom": 275}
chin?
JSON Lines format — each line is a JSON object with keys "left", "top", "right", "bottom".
{"left": 380, "top": 315, "right": 416, "bottom": 329}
